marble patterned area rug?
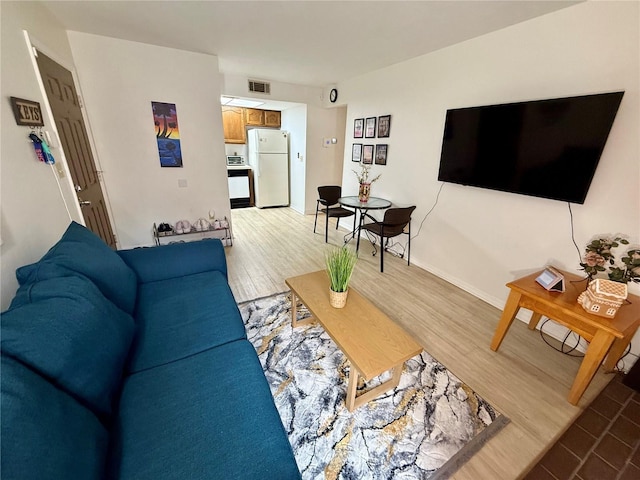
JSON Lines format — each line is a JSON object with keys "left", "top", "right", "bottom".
{"left": 239, "top": 292, "right": 508, "bottom": 480}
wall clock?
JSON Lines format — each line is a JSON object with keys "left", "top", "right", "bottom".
{"left": 329, "top": 88, "right": 338, "bottom": 103}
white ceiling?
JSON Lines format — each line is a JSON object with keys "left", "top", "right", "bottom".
{"left": 41, "top": 0, "right": 579, "bottom": 88}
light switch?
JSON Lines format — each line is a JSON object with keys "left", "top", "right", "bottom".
{"left": 178, "top": 179, "right": 188, "bottom": 188}
{"left": 55, "top": 162, "right": 66, "bottom": 178}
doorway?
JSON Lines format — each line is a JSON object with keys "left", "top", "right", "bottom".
{"left": 35, "top": 51, "right": 117, "bottom": 248}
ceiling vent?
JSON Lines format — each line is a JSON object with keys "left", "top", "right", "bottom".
{"left": 248, "top": 80, "right": 271, "bottom": 95}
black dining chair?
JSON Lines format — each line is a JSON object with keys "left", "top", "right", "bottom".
{"left": 360, "top": 206, "right": 416, "bottom": 272}
{"left": 313, "top": 186, "right": 355, "bottom": 243}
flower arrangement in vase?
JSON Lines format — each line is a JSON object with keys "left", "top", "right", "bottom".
{"left": 353, "top": 164, "right": 381, "bottom": 203}
{"left": 579, "top": 235, "right": 640, "bottom": 284}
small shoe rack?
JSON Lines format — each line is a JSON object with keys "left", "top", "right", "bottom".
{"left": 153, "top": 223, "right": 232, "bottom": 247}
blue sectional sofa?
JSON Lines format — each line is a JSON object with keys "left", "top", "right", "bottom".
{"left": 1, "top": 222, "right": 301, "bottom": 480}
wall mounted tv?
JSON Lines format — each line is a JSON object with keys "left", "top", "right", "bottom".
{"left": 437, "top": 91, "right": 624, "bottom": 204}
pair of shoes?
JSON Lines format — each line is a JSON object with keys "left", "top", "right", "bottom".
{"left": 194, "top": 218, "right": 211, "bottom": 231}
{"left": 175, "top": 220, "right": 191, "bottom": 234}
{"left": 157, "top": 223, "right": 173, "bottom": 233}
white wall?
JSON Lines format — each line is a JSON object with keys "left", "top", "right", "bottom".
{"left": 338, "top": 2, "right": 640, "bottom": 357}
{"left": 222, "top": 73, "right": 323, "bottom": 106}
{"left": 225, "top": 144, "right": 247, "bottom": 158}
{"left": 0, "top": 1, "right": 78, "bottom": 309}
{"left": 305, "top": 105, "right": 347, "bottom": 214}
{"left": 281, "top": 105, "right": 308, "bottom": 213}
{"left": 67, "top": 32, "right": 231, "bottom": 248}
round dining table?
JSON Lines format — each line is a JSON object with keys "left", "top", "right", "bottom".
{"left": 338, "top": 196, "right": 392, "bottom": 251}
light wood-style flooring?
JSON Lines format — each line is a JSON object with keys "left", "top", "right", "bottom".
{"left": 225, "top": 207, "right": 612, "bottom": 480}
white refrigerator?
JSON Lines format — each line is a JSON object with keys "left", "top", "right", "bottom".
{"left": 247, "top": 129, "right": 289, "bottom": 208}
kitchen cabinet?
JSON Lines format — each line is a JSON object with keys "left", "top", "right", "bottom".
{"left": 222, "top": 106, "right": 246, "bottom": 144}
{"left": 223, "top": 107, "right": 282, "bottom": 144}
{"left": 245, "top": 108, "right": 264, "bottom": 126}
{"left": 245, "top": 108, "right": 281, "bottom": 128}
{"left": 264, "top": 110, "right": 281, "bottom": 128}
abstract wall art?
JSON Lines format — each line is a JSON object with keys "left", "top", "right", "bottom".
{"left": 152, "top": 101, "right": 182, "bottom": 167}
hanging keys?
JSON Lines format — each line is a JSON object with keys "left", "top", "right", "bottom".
{"left": 28, "top": 133, "right": 55, "bottom": 164}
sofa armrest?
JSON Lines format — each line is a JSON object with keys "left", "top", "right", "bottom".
{"left": 117, "top": 239, "right": 228, "bottom": 284}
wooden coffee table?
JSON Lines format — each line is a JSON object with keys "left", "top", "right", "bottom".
{"left": 285, "top": 270, "right": 423, "bottom": 411}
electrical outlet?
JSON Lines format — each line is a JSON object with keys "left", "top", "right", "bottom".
{"left": 178, "top": 179, "right": 188, "bottom": 188}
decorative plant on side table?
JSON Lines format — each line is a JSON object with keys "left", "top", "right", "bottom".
{"left": 353, "top": 164, "right": 381, "bottom": 203}
{"left": 325, "top": 246, "right": 358, "bottom": 308}
{"left": 577, "top": 235, "right": 640, "bottom": 318}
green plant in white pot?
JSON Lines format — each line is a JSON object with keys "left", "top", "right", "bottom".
{"left": 325, "top": 246, "right": 358, "bottom": 308}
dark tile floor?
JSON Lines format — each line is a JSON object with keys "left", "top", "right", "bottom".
{"left": 524, "top": 374, "right": 640, "bottom": 480}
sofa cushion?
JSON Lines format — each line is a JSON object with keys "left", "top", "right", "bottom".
{"left": 117, "top": 239, "right": 228, "bottom": 284}
{"left": 16, "top": 221, "right": 137, "bottom": 314}
{"left": 1, "top": 355, "right": 109, "bottom": 480}
{"left": 126, "top": 270, "right": 246, "bottom": 373}
{"left": 108, "top": 340, "right": 300, "bottom": 480}
{"left": 1, "top": 275, "right": 135, "bottom": 417}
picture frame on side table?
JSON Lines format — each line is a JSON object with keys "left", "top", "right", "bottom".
{"left": 354, "top": 118, "right": 364, "bottom": 138}
{"left": 377, "top": 115, "right": 391, "bottom": 138}
{"left": 375, "top": 144, "right": 388, "bottom": 165}
{"left": 352, "top": 143, "right": 363, "bottom": 162}
{"left": 363, "top": 145, "right": 374, "bottom": 164}
{"left": 365, "top": 117, "right": 377, "bottom": 138}
{"left": 535, "top": 266, "right": 565, "bottom": 292}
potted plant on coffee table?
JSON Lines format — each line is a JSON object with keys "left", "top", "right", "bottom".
{"left": 325, "top": 246, "right": 358, "bottom": 308}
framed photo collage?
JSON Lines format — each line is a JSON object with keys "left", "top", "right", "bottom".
{"left": 352, "top": 114, "right": 391, "bottom": 166}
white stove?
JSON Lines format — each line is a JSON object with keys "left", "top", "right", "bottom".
{"left": 226, "top": 156, "right": 251, "bottom": 208}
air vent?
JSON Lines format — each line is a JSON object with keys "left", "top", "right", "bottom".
{"left": 248, "top": 80, "right": 271, "bottom": 95}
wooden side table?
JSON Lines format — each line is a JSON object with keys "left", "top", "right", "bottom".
{"left": 490, "top": 269, "right": 640, "bottom": 405}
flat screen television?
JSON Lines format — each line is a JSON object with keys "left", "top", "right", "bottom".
{"left": 437, "top": 91, "right": 624, "bottom": 204}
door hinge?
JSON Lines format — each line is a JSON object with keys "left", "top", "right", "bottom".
{"left": 78, "top": 95, "right": 84, "bottom": 109}
{"left": 32, "top": 46, "right": 38, "bottom": 57}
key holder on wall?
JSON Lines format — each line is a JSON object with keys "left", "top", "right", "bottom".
{"left": 10, "top": 97, "right": 44, "bottom": 127}
{"left": 8, "top": 96, "right": 55, "bottom": 165}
